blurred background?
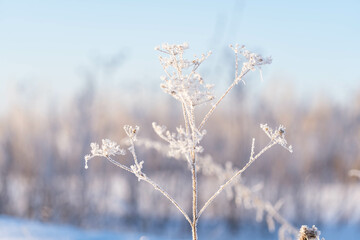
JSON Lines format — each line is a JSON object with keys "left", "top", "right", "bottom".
{"left": 1, "top": 0, "right": 360, "bottom": 239}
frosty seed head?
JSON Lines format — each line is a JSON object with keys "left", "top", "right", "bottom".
{"left": 260, "top": 124, "right": 293, "bottom": 153}
{"left": 124, "top": 125, "right": 140, "bottom": 141}
{"left": 84, "top": 139, "right": 125, "bottom": 169}
{"left": 298, "top": 225, "right": 321, "bottom": 240}
{"left": 156, "top": 43, "right": 214, "bottom": 107}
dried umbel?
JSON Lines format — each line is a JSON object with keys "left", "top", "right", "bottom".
{"left": 230, "top": 44, "right": 272, "bottom": 84}
{"left": 155, "top": 42, "right": 214, "bottom": 107}
{"left": 298, "top": 225, "right": 322, "bottom": 240}
{"left": 260, "top": 124, "right": 293, "bottom": 152}
{"left": 84, "top": 139, "right": 125, "bottom": 169}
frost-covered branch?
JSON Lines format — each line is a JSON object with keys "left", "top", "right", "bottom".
{"left": 260, "top": 124, "right": 293, "bottom": 153}
{"left": 198, "top": 44, "right": 272, "bottom": 130}
{"left": 198, "top": 69, "right": 249, "bottom": 131}
{"left": 85, "top": 126, "right": 192, "bottom": 225}
{"left": 199, "top": 124, "right": 292, "bottom": 218}
{"left": 84, "top": 139, "right": 126, "bottom": 169}
{"left": 155, "top": 43, "right": 214, "bottom": 108}
{"left": 298, "top": 225, "right": 323, "bottom": 240}
{"left": 152, "top": 122, "right": 205, "bottom": 162}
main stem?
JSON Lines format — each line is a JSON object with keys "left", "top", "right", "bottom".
{"left": 191, "top": 150, "right": 198, "bottom": 240}
{"left": 181, "top": 98, "right": 201, "bottom": 239}
{"left": 184, "top": 103, "right": 198, "bottom": 240}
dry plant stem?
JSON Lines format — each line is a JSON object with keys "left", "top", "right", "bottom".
{"left": 187, "top": 106, "right": 198, "bottom": 240}
{"left": 182, "top": 103, "right": 190, "bottom": 135}
{"left": 106, "top": 156, "right": 133, "bottom": 173}
{"left": 198, "top": 69, "right": 250, "bottom": 131}
{"left": 191, "top": 156, "right": 198, "bottom": 240}
{"left": 198, "top": 140, "right": 276, "bottom": 218}
{"left": 235, "top": 50, "right": 239, "bottom": 80}
{"left": 105, "top": 156, "right": 192, "bottom": 225}
{"left": 141, "top": 176, "right": 192, "bottom": 225}
{"left": 129, "top": 139, "right": 140, "bottom": 167}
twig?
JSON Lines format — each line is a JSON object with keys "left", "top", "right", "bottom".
{"left": 198, "top": 69, "right": 250, "bottom": 131}
{"left": 198, "top": 140, "right": 276, "bottom": 218}
{"left": 106, "top": 156, "right": 192, "bottom": 225}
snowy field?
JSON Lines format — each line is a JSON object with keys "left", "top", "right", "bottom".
{"left": 0, "top": 215, "right": 359, "bottom": 240}
{"left": 0, "top": 215, "right": 169, "bottom": 240}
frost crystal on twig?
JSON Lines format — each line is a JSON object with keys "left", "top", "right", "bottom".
{"left": 298, "top": 225, "right": 323, "bottom": 240}
{"left": 84, "top": 125, "right": 192, "bottom": 225}
{"left": 124, "top": 125, "right": 140, "bottom": 141}
{"left": 260, "top": 124, "right": 293, "bottom": 152}
{"left": 84, "top": 139, "right": 125, "bottom": 169}
{"left": 230, "top": 44, "right": 272, "bottom": 84}
{"left": 156, "top": 43, "right": 214, "bottom": 107}
{"left": 198, "top": 44, "right": 272, "bottom": 131}
{"left": 152, "top": 122, "right": 205, "bottom": 160}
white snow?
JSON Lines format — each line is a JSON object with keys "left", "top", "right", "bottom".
{"left": 0, "top": 215, "right": 359, "bottom": 240}
{"left": 0, "top": 215, "right": 171, "bottom": 240}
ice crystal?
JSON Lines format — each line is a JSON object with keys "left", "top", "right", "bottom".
{"left": 260, "top": 124, "right": 293, "bottom": 152}
{"left": 124, "top": 125, "right": 140, "bottom": 141}
{"left": 156, "top": 43, "right": 214, "bottom": 107}
{"left": 84, "top": 139, "right": 125, "bottom": 169}
{"left": 298, "top": 225, "right": 322, "bottom": 240}
{"left": 230, "top": 44, "right": 272, "bottom": 84}
{"left": 152, "top": 122, "right": 205, "bottom": 160}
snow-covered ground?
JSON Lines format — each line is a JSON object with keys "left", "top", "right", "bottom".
{"left": 0, "top": 215, "right": 170, "bottom": 240}
{"left": 0, "top": 215, "right": 359, "bottom": 240}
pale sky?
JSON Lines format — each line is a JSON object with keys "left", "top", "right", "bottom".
{"left": 1, "top": 0, "right": 360, "bottom": 110}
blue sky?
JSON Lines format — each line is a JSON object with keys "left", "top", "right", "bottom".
{"left": 1, "top": 0, "right": 360, "bottom": 109}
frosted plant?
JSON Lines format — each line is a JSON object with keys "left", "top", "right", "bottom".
{"left": 84, "top": 139, "right": 125, "bottom": 169}
{"left": 298, "top": 225, "right": 323, "bottom": 240}
{"left": 260, "top": 124, "right": 293, "bottom": 152}
{"left": 85, "top": 43, "right": 306, "bottom": 240}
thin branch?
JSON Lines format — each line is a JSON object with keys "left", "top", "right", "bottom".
{"left": 129, "top": 139, "right": 141, "bottom": 168}
{"left": 198, "top": 140, "right": 276, "bottom": 218}
{"left": 182, "top": 103, "right": 190, "bottom": 135}
{"left": 189, "top": 99, "right": 199, "bottom": 240}
{"left": 106, "top": 156, "right": 192, "bottom": 225}
{"left": 235, "top": 49, "right": 239, "bottom": 79}
{"left": 141, "top": 174, "right": 192, "bottom": 225}
{"left": 190, "top": 106, "right": 196, "bottom": 138}
{"left": 191, "top": 160, "right": 198, "bottom": 233}
{"left": 106, "top": 156, "right": 133, "bottom": 173}
{"left": 198, "top": 69, "right": 250, "bottom": 131}
{"left": 156, "top": 49, "right": 170, "bottom": 54}
{"left": 178, "top": 95, "right": 194, "bottom": 132}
